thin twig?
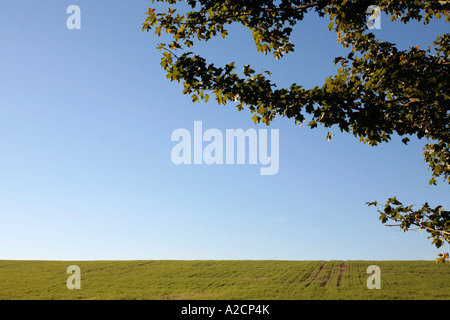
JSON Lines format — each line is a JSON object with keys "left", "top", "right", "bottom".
{"left": 385, "top": 224, "right": 450, "bottom": 236}
{"left": 264, "top": 1, "right": 320, "bottom": 12}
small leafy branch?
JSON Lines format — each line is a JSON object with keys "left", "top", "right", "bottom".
{"left": 366, "top": 198, "right": 450, "bottom": 248}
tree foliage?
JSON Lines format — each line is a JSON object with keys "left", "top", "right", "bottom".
{"left": 436, "top": 252, "right": 449, "bottom": 263}
{"left": 143, "top": 0, "right": 450, "bottom": 249}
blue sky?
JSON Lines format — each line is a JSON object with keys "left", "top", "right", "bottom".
{"left": 0, "top": 1, "right": 448, "bottom": 261}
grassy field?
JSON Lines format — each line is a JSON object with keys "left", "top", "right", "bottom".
{"left": 0, "top": 260, "right": 449, "bottom": 300}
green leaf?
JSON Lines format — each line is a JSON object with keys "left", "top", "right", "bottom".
{"left": 252, "top": 115, "right": 261, "bottom": 125}
{"left": 243, "top": 65, "right": 255, "bottom": 76}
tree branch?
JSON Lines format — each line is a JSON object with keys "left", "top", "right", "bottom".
{"left": 383, "top": 97, "right": 421, "bottom": 105}
{"left": 385, "top": 224, "right": 450, "bottom": 236}
{"left": 264, "top": 1, "right": 321, "bottom": 12}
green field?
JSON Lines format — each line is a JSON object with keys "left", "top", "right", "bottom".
{"left": 0, "top": 260, "right": 449, "bottom": 300}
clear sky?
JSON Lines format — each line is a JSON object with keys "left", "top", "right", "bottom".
{"left": 0, "top": 1, "right": 448, "bottom": 261}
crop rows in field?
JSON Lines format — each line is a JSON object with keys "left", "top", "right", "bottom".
{"left": 298, "top": 261, "right": 347, "bottom": 288}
